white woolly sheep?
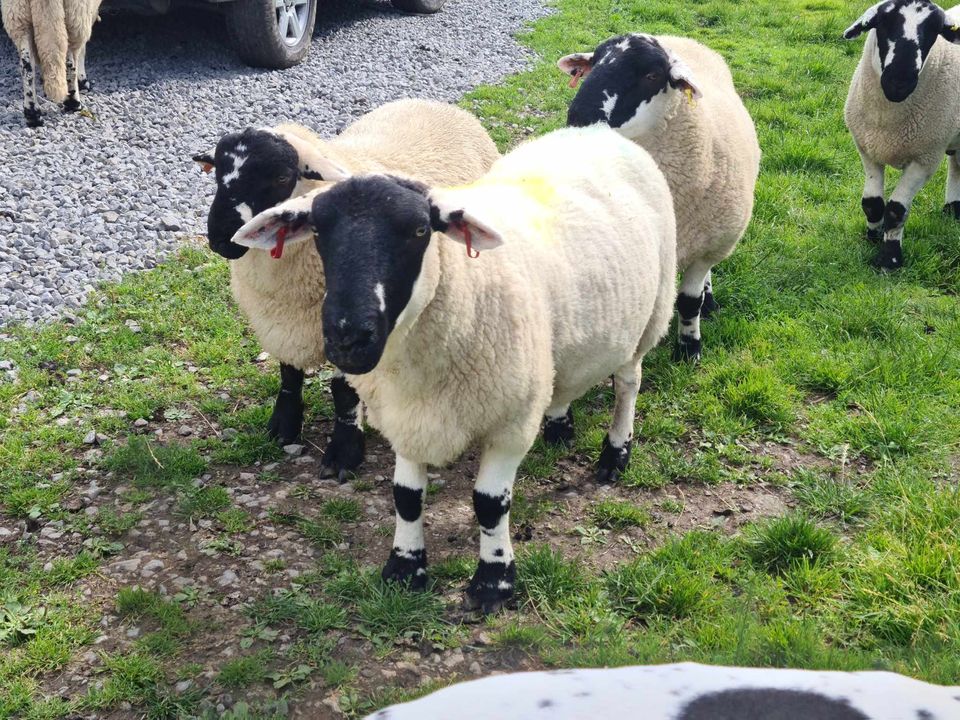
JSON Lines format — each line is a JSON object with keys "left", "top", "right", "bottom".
{"left": 2, "top": 0, "right": 100, "bottom": 127}
{"left": 843, "top": 0, "right": 960, "bottom": 269}
{"left": 192, "top": 99, "right": 499, "bottom": 480}
{"left": 558, "top": 33, "right": 760, "bottom": 363}
{"left": 230, "top": 124, "right": 677, "bottom": 612}
{"left": 363, "top": 662, "right": 960, "bottom": 720}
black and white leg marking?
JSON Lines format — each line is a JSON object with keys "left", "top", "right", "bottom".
{"left": 700, "top": 269, "right": 719, "bottom": 319}
{"left": 77, "top": 45, "right": 91, "bottom": 92}
{"left": 596, "top": 362, "right": 640, "bottom": 484}
{"left": 859, "top": 153, "right": 886, "bottom": 243}
{"left": 18, "top": 44, "right": 41, "bottom": 128}
{"left": 874, "top": 160, "right": 937, "bottom": 270}
{"left": 465, "top": 449, "right": 522, "bottom": 614}
{"left": 382, "top": 456, "right": 428, "bottom": 590}
{"left": 542, "top": 404, "right": 574, "bottom": 446}
{"left": 63, "top": 51, "right": 82, "bottom": 113}
{"left": 266, "top": 363, "right": 304, "bottom": 445}
{"left": 320, "top": 371, "right": 365, "bottom": 482}
{"left": 674, "top": 260, "right": 711, "bottom": 363}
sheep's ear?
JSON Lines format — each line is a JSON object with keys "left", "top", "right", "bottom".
{"left": 844, "top": 2, "right": 884, "bottom": 39}
{"left": 941, "top": 8, "right": 960, "bottom": 42}
{"left": 557, "top": 52, "right": 595, "bottom": 88}
{"left": 230, "top": 194, "right": 316, "bottom": 259}
{"left": 192, "top": 151, "right": 215, "bottom": 174}
{"left": 666, "top": 51, "right": 703, "bottom": 101}
{"left": 428, "top": 189, "right": 504, "bottom": 255}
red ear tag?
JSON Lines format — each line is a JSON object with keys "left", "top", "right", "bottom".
{"left": 569, "top": 68, "right": 585, "bottom": 89}
{"left": 455, "top": 220, "right": 480, "bottom": 259}
{"left": 271, "top": 226, "right": 288, "bottom": 259}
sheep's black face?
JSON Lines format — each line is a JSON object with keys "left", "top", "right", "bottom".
{"left": 204, "top": 129, "right": 300, "bottom": 259}
{"left": 565, "top": 35, "right": 674, "bottom": 131}
{"left": 844, "top": 0, "right": 958, "bottom": 103}
{"left": 311, "top": 176, "right": 433, "bottom": 375}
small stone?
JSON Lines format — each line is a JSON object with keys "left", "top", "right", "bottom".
{"left": 83, "top": 430, "right": 97, "bottom": 445}
{"left": 283, "top": 444, "right": 305, "bottom": 457}
{"left": 142, "top": 559, "right": 165, "bottom": 576}
{"left": 238, "top": 472, "right": 256, "bottom": 482}
{"left": 217, "top": 569, "right": 238, "bottom": 586}
{"left": 222, "top": 428, "right": 239, "bottom": 441}
{"left": 133, "top": 418, "right": 149, "bottom": 427}
{"left": 126, "top": 626, "right": 140, "bottom": 638}
{"left": 255, "top": 351, "right": 270, "bottom": 362}
{"left": 66, "top": 368, "right": 82, "bottom": 376}
{"left": 469, "top": 661, "right": 482, "bottom": 674}
{"left": 294, "top": 455, "right": 315, "bottom": 465}
{"left": 65, "top": 335, "right": 81, "bottom": 343}
{"left": 104, "top": 211, "right": 120, "bottom": 223}
{"left": 178, "top": 425, "right": 193, "bottom": 437}
{"left": 175, "top": 680, "right": 193, "bottom": 693}
{"left": 109, "top": 558, "right": 140, "bottom": 574}
{"left": 160, "top": 214, "right": 182, "bottom": 231}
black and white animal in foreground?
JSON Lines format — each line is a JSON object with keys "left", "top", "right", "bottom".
{"left": 2, "top": 0, "right": 100, "bottom": 127}
{"left": 363, "top": 662, "right": 960, "bottom": 719}
{"left": 193, "top": 100, "right": 498, "bottom": 480}
{"left": 231, "top": 125, "right": 677, "bottom": 612}
{"left": 844, "top": 0, "right": 960, "bottom": 269}
{"left": 558, "top": 33, "right": 760, "bottom": 363}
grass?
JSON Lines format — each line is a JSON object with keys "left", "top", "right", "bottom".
{"left": 2, "top": 0, "right": 960, "bottom": 715}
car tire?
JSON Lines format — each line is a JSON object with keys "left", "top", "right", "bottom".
{"left": 226, "top": 0, "right": 318, "bottom": 69}
{"left": 391, "top": 0, "right": 446, "bottom": 13}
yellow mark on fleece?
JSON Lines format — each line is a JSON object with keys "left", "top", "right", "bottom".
{"left": 453, "top": 174, "right": 558, "bottom": 208}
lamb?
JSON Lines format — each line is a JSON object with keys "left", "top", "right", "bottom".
{"left": 558, "top": 33, "right": 760, "bottom": 363}
{"left": 843, "top": 0, "right": 960, "bottom": 269}
{"left": 2, "top": 0, "right": 101, "bottom": 127}
{"left": 230, "top": 124, "right": 677, "bottom": 612}
{"left": 362, "top": 662, "right": 960, "bottom": 719}
{"left": 192, "top": 99, "right": 499, "bottom": 480}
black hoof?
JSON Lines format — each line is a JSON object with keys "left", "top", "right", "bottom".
{"left": 24, "top": 109, "right": 42, "bottom": 127}
{"left": 871, "top": 241, "right": 903, "bottom": 271}
{"left": 381, "top": 549, "right": 428, "bottom": 590}
{"left": 62, "top": 97, "right": 82, "bottom": 113}
{"left": 464, "top": 560, "right": 515, "bottom": 615}
{"left": 78, "top": 78, "right": 92, "bottom": 91}
{"left": 319, "top": 420, "right": 365, "bottom": 481}
{"left": 865, "top": 227, "right": 884, "bottom": 244}
{"left": 542, "top": 407, "right": 574, "bottom": 446}
{"left": 672, "top": 336, "right": 702, "bottom": 363}
{"left": 943, "top": 202, "right": 960, "bottom": 220}
{"left": 266, "top": 394, "right": 303, "bottom": 446}
{"left": 596, "top": 434, "right": 632, "bottom": 484}
{"left": 700, "top": 292, "right": 720, "bottom": 319}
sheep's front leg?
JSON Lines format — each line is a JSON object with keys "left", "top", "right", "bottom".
{"left": 673, "top": 259, "right": 712, "bottom": 363}
{"left": 63, "top": 50, "right": 82, "bottom": 112}
{"left": 700, "top": 269, "right": 719, "bottom": 318}
{"left": 466, "top": 447, "right": 523, "bottom": 614}
{"left": 77, "top": 45, "right": 91, "bottom": 91}
{"left": 596, "top": 361, "right": 641, "bottom": 484}
{"left": 382, "top": 456, "right": 429, "bottom": 589}
{"left": 858, "top": 151, "right": 886, "bottom": 243}
{"left": 18, "top": 42, "right": 42, "bottom": 128}
{"left": 267, "top": 363, "right": 304, "bottom": 445}
{"left": 944, "top": 152, "right": 960, "bottom": 220}
{"left": 320, "top": 372, "right": 365, "bottom": 481}
{"left": 876, "top": 160, "right": 938, "bottom": 270}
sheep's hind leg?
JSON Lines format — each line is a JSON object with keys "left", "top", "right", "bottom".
{"left": 465, "top": 447, "right": 523, "bottom": 614}
{"left": 267, "top": 363, "right": 304, "bottom": 445}
{"left": 596, "top": 361, "right": 640, "bottom": 484}
{"left": 875, "top": 160, "right": 937, "bottom": 270}
{"left": 382, "top": 456, "right": 429, "bottom": 590}
{"left": 673, "top": 259, "right": 712, "bottom": 363}
{"left": 77, "top": 45, "right": 91, "bottom": 91}
{"left": 18, "top": 42, "right": 42, "bottom": 127}
{"left": 944, "top": 152, "right": 960, "bottom": 220}
{"left": 858, "top": 153, "right": 886, "bottom": 244}
{"left": 541, "top": 403, "right": 574, "bottom": 446}
{"left": 63, "top": 50, "right": 82, "bottom": 112}
{"left": 320, "top": 372, "right": 365, "bottom": 482}
{"left": 700, "top": 269, "right": 719, "bottom": 318}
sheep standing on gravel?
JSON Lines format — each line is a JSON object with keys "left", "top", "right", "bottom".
{"left": 193, "top": 100, "right": 499, "bottom": 480}
{"left": 230, "top": 125, "right": 677, "bottom": 613}
{"left": 843, "top": 0, "right": 960, "bottom": 269}
{"left": 2, "top": 0, "right": 101, "bottom": 127}
{"left": 558, "top": 33, "right": 760, "bottom": 364}
{"left": 363, "top": 662, "right": 960, "bottom": 719}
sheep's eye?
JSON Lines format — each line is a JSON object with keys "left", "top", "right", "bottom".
{"left": 276, "top": 175, "right": 291, "bottom": 185}
{"left": 415, "top": 225, "right": 429, "bottom": 238}
{"left": 645, "top": 71, "right": 661, "bottom": 81}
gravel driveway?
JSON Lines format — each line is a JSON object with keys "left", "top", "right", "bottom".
{"left": 0, "top": 0, "right": 550, "bottom": 326}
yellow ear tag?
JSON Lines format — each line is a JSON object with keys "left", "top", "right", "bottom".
{"left": 952, "top": 23, "right": 960, "bottom": 31}
{"left": 684, "top": 87, "right": 697, "bottom": 108}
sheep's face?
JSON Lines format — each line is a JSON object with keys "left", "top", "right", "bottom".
{"left": 559, "top": 34, "right": 702, "bottom": 140}
{"left": 844, "top": 0, "right": 960, "bottom": 102}
{"left": 196, "top": 129, "right": 300, "bottom": 259}
{"left": 310, "top": 176, "right": 435, "bottom": 375}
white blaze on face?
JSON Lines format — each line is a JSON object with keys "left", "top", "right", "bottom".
{"left": 221, "top": 152, "right": 247, "bottom": 187}
{"left": 235, "top": 202, "right": 253, "bottom": 223}
{"left": 902, "top": 1, "right": 933, "bottom": 71}
{"left": 601, "top": 90, "right": 619, "bottom": 120}
{"left": 614, "top": 88, "right": 672, "bottom": 141}
{"left": 374, "top": 282, "right": 386, "bottom": 313}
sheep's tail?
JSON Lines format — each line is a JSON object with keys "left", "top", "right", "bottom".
{"left": 30, "top": 0, "right": 68, "bottom": 103}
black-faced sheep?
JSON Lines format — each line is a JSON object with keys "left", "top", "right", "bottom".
{"left": 230, "top": 125, "right": 677, "bottom": 613}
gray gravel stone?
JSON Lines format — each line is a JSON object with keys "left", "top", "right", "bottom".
{"left": 0, "top": 0, "right": 550, "bottom": 326}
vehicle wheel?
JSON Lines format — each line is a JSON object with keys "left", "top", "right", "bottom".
{"left": 391, "top": 0, "right": 446, "bottom": 13}
{"left": 226, "top": 0, "right": 317, "bottom": 69}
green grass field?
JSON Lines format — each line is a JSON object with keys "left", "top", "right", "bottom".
{"left": 2, "top": 0, "right": 960, "bottom": 716}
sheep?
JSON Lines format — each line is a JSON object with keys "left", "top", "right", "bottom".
{"left": 2, "top": 0, "right": 101, "bottom": 127}
{"left": 843, "top": 0, "right": 960, "bottom": 269}
{"left": 229, "top": 124, "right": 677, "bottom": 613}
{"left": 362, "top": 662, "right": 960, "bottom": 719}
{"left": 192, "top": 99, "right": 499, "bottom": 480}
{"left": 557, "top": 33, "right": 760, "bottom": 364}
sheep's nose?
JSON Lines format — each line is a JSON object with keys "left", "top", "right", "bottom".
{"left": 324, "top": 320, "right": 375, "bottom": 352}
